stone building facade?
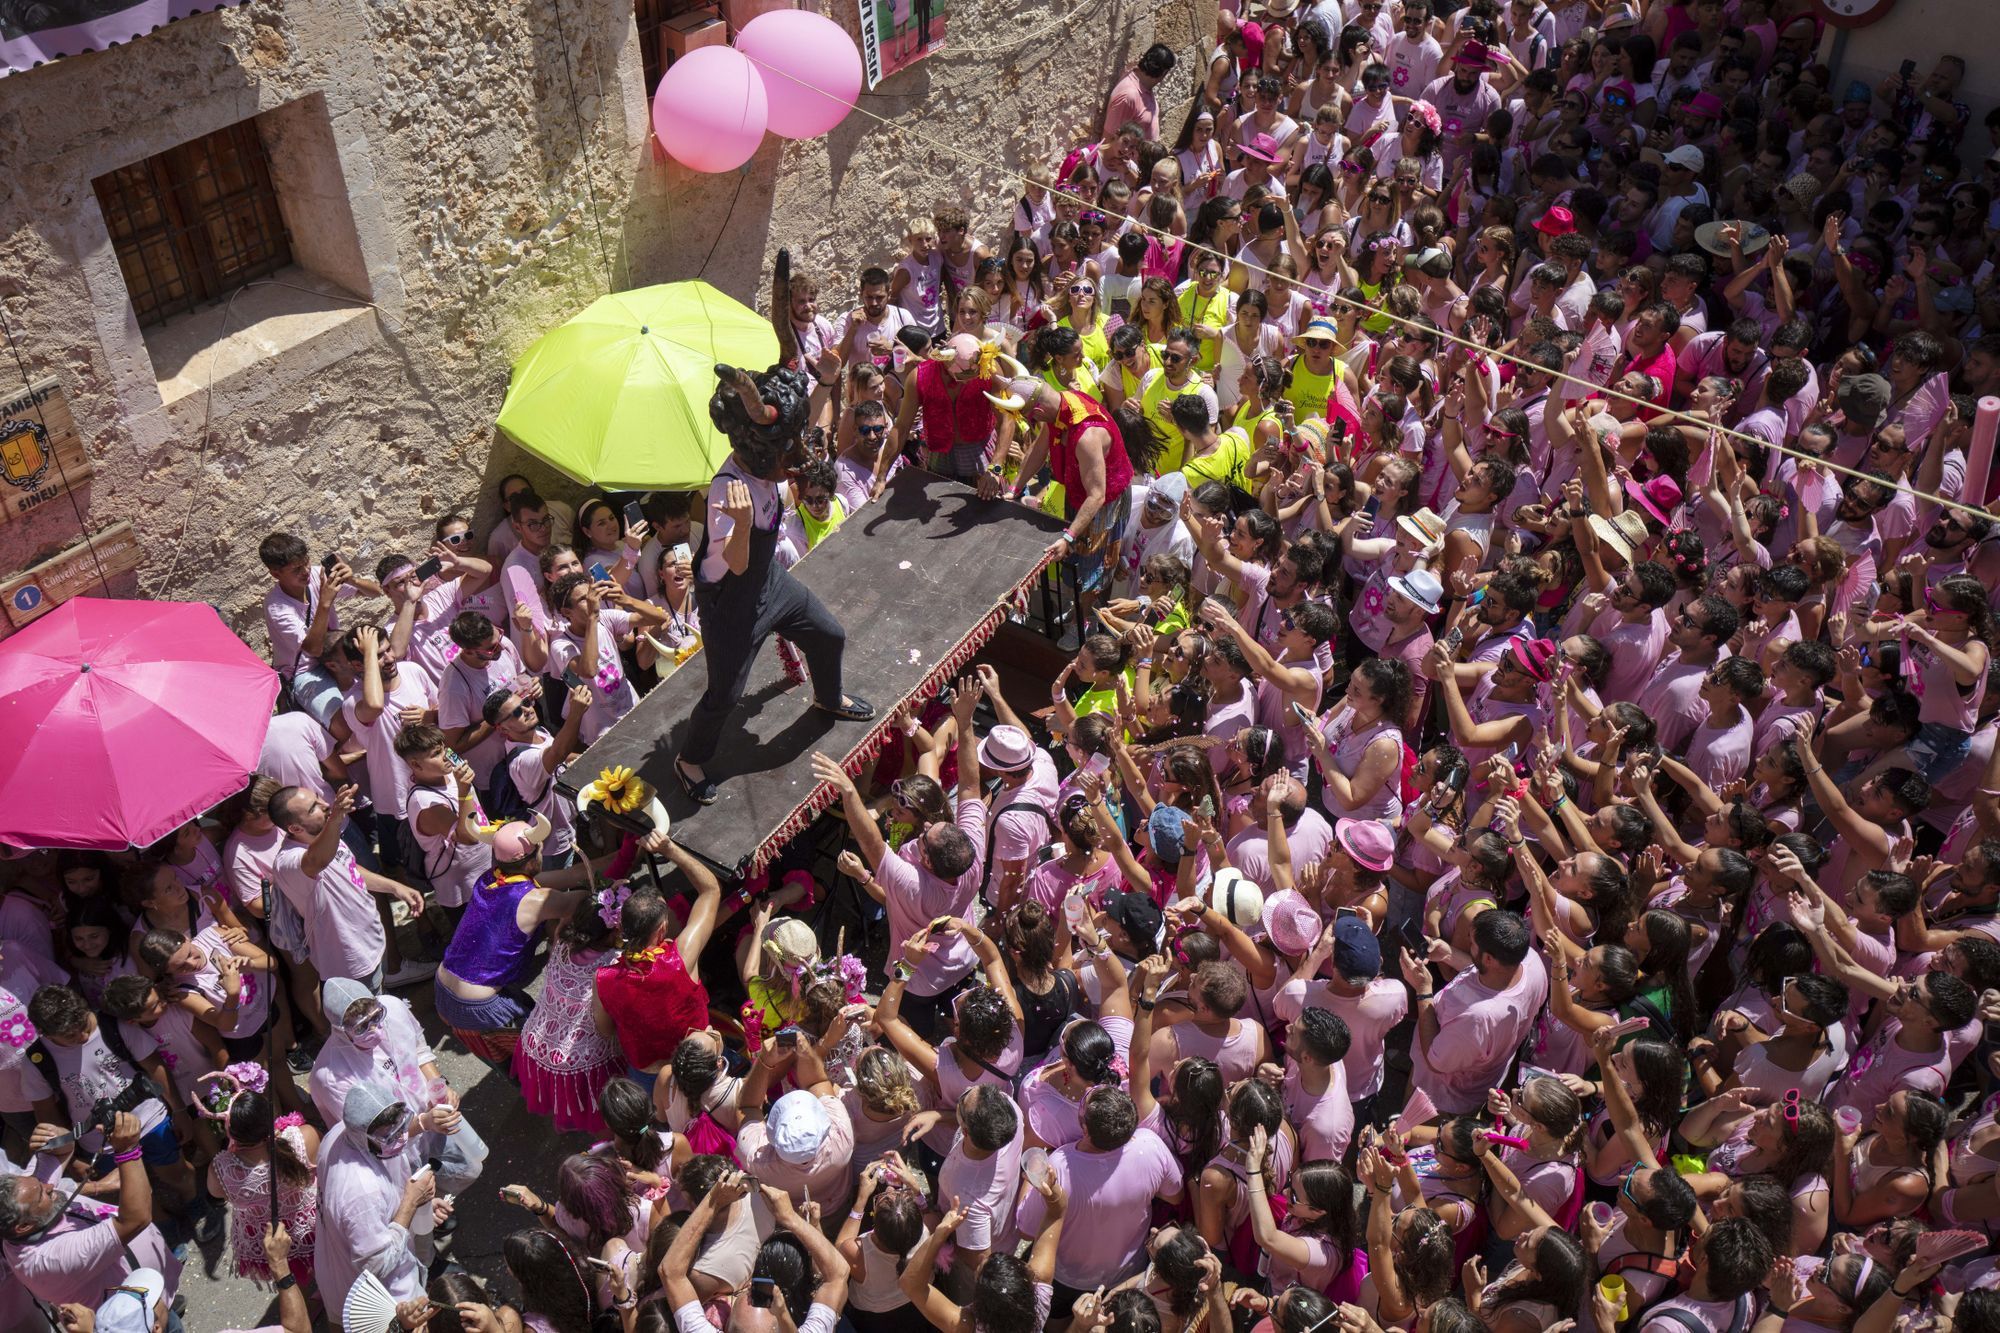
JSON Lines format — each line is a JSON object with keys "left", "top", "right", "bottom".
{"left": 0, "top": 0, "right": 1206, "bottom": 647}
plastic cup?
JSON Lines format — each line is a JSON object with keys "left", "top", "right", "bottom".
{"left": 1835, "top": 1106, "right": 1864, "bottom": 1136}
{"left": 1599, "top": 1275, "right": 1628, "bottom": 1321}
{"left": 1585, "top": 1202, "right": 1615, "bottom": 1229}
{"left": 1021, "top": 1147, "right": 1051, "bottom": 1186}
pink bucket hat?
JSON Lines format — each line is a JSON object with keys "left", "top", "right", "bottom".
{"left": 1335, "top": 818, "right": 1395, "bottom": 873}
{"left": 1261, "top": 889, "right": 1323, "bottom": 957}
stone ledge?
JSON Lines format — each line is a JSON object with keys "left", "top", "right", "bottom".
{"left": 149, "top": 264, "right": 381, "bottom": 407}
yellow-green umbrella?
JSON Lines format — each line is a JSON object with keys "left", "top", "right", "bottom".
{"left": 495, "top": 282, "right": 781, "bottom": 491}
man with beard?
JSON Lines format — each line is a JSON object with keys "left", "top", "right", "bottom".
{"left": 1420, "top": 42, "right": 1502, "bottom": 177}
{"left": 1436, "top": 569, "right": 1537, "bottom": 691}
{"left": 1675, "top": 318, "right": 1768, "bottom": 407}
{"left": 1635, "top": 594, "right": 1741, "bottom": 753}
{"left": 1906, "top": 506, "right": 1996, "bottom": 593}
{"left": 0, "top": 1111, "right": 179, "bottom": 1310}
{"left": 1614, "top": 302, "right": 1681, "bottom": 418}
{"left": 674, "top": 366, "right": 874, "bottom": 806}
{"left": 989, "top": 378, "right": 1135, "bottom": 623}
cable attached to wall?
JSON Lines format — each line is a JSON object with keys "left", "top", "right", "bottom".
{"left": 548, "top": 0, "right": 619, "bottom": 292}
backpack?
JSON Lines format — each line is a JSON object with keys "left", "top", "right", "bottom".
{"left": 980, "top": 798, "right": 1054, "bottom": 905}
{"left": 263, "top": 877, "right": 309, "bottom": 960}
{"left": 482, "top": 743, "right": 540, "bottom": 825}
{"left": 1645, "top": 1297, "right": 1753, "bottom": 1333}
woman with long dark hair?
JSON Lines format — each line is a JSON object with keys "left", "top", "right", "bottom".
{"left": 503, "top": 1228, "right": 600, "bottom": 1333}
{"left": 209, "top": 1086, "right": 319, "bottom": 1289}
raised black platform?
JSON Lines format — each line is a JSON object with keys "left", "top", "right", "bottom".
{"left": 560, "top": 466, "right": 1066, "bottom": 875}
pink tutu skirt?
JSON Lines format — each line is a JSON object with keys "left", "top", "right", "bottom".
{"left": 513, "top": 1045, "right": 623, "bottom": 1136}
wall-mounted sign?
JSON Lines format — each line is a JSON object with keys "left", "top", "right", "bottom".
{"left": 858, "top": 0, "right": 945, "bottom": 89}
{"left": 0, "top": 378, "right": 92, "bottom": 527}
{"left": 0, "top": 522, "right": 145, "bottom": 630}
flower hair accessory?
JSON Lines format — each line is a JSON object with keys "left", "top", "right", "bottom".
{"left": 194, "top": 1063, "right": 271, "bottom": 1123}
{"left": 1409, "top": 100, "right": 1442, "bottom": 136}
{"left": 596, "top": 882, "right": 634, "bottom": 928}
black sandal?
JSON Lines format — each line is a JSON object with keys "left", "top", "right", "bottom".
{"left": 813, "top": 694, "right": 876, "bottom": 723}
{"left": 674, "top": 757, "right": 719, "bottom": 806}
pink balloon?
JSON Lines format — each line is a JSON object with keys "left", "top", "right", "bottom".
{"left": 734, "top": 10, "right": 863, "bottom": 140}
{"left": 652, "top": 46, "right": 768, "bottom": 172}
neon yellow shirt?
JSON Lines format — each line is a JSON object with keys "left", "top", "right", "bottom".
{"left": 1141, "top": 370, "right": 1210, "bottom": 475}
{"left": 1177, "top": 285, "right": 1233, "bottom": 373}
{"left": 1183, "top": 425, "right": 1253, "bottom": 493}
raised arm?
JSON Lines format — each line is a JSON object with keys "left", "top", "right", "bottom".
{"left": 812, "top": 751, "right": 889, "bottom": 868}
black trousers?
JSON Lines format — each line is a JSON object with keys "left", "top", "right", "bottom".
{"left": 683, "top": 566, "right": 848, "bottom": 767}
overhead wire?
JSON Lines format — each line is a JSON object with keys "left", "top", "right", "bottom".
{"left": 736, "top": 47, "right": 2000, "bottom": 525}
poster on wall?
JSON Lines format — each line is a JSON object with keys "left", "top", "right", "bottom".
{"left": 857, "top": 0, "right": 945, "bottom": 89}
{"left": 1, "top": 0, "right": 252, "bottom": 80}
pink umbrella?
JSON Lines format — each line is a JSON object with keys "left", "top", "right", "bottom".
{"left": 0, "top": 598, "right": 279, "bottom": 850}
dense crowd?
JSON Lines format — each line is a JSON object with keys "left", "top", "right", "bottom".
{"left": 11, "top": 2, "right": 2000, "bottom": 1333}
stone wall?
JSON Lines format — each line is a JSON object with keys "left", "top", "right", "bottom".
{"left": 0, "top": 0, "right": 1209, "bottom": 649}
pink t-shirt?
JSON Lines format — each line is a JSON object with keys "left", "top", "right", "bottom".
{"left": 1589, "top": 605, "right": 1671, "bottom": 703}
{"left": 937, "top": 1118, "right": 1024, "bottom": 1253}
{"left": 258, "top": 712, "right": 335, "bottom": 802}
{"left": 224, "top": 825, "right": 285, "bottom": 917}
{"left": 1283, "top": 1058, "right": 1354, "bottom": 1162}
{"left": 1828, "top": 1020, "right": 1956, "bottom": 1118}
{"left": 2, "top": 1203, "right": 180, "bottom": 1310}
{"left": 340, "top": 664, "right": 437, "bottom": 823}
{"left": 1274, "top": 977, "right": 1408, "bottom": 1099}
{"left": 736, "top": 1094, "right": 857, "bottom": 1211}
{"left": 1634, "top": 651, "right": 1712, "bottom": 753}
{"left": 549, "top": 607, "right": 639, "bottom": 744}
{"left": 1686, "top": 705, "right": 1754, "bottom": 788}
{"left": 990, "top": 750, "right": 1062, "bottom": 868}
{"left": 1226, "top": 808, "right": 1334, "bottom": 888}
{"left": 436, "top": 637, "right": 527, "bottom": 784}
{"left": 878, "top": 798, "right": 989, "bottom": 997}
{"left": 1013, "top": 1128, "right": 1183, "bottom": 1289}
{"left": 273, "top": 839, "right": 385, "bottom": 983}
{"left": 1411, "top": 953, "right": 1550, "bottom": 1114}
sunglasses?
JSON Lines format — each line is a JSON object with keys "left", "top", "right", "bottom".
{"left": 441, "top": 531, "right": 469, "bottom": 546}
{"left": 1300, "top": 337, "right": 1335, "bottom": 350}
{"left": 802, "top": 492, "right": 833, "bottom": 509}
{"left": 1162, "top": 350, "right": 1189, "bottom": 364}
{"left": 504, "top": 700, "right": 535, "bottom": 722}
{"left": 857, "top": 423, "right": 889, "bottom": 437}
{"left": 1069, "top": 283, "right": 1096, "bottom": 297}
{"left": 1604, "top": 94, "right": 1630, "bottom": 108}
{"left": 1337, "top": 159, "right": 1362, "bottom": 173}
